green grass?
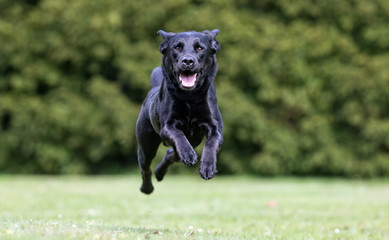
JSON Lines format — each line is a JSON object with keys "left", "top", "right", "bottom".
{"left": 0, "top": 175, "right": 388, "bottom": 239}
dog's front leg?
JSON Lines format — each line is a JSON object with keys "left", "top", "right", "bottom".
{"left": 160, "top": 122, "right": 198, "bottom": 166}
{"left": 199, "top": 124, "right": 223, "bottom": 180}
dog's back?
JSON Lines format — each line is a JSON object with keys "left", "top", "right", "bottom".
{"left": 150, "top": 67, "right": 163, "bottom": 89}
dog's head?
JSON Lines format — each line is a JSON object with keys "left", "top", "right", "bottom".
{"left": 157, "top": 29, "right": 220, "bottom": 92}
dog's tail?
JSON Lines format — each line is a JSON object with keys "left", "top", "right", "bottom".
{"left": 150, "top": 67, "right": 163, "bottom": 89}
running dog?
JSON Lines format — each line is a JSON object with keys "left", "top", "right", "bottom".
{"left": 136, "top": 29, "right": 223, "bottom": 194}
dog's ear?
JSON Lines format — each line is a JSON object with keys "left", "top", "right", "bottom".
{"left": 157, "top": 30, "right": 175, "bottom": 54}
{"left": 203, "top": 29, "right": 221, "bottom": 54}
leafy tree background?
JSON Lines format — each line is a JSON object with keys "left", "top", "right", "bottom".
{"left": 0, "top": 0, "right": 388, "bottom": 177}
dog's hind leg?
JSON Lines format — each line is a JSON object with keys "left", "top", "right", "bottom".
{"left": 155, "top": 148, "right": 178, "bottom": 181}
{"left": 137, "top": 129, "right": 161, "bottom": 194}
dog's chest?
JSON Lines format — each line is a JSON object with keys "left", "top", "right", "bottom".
{"left": 175, "top": 102, "right": 210, "bottom": 136}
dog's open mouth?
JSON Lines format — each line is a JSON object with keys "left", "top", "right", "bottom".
{"left": 179, "top": 72, "right": 198, "bottom": 88}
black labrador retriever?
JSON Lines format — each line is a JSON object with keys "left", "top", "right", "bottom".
{"left": 136, "top": 29, "right": 223, "bottom": 194}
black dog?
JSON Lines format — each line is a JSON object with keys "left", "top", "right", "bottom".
{"left": 136, "top": 29, "right": 223, "bottom": 194}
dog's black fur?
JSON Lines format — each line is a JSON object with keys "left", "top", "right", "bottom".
{"left": 136, "top": 29, "right": 223, "bottom": 194}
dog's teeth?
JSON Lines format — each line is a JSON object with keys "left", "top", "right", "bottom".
{"left": 179, "top": 73, "right": 197, "bottom": 87}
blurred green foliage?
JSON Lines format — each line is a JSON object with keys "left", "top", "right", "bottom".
{"left": 0, "top": 0, "right": 388, "bottom": 176}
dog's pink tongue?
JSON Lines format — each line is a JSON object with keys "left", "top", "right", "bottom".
{"left": 179, "top": 73, "right": 197, "bottom": 87}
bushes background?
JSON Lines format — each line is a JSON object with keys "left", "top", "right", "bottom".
{"left": 0, "top": 0, "right": 388, "bottom": 177}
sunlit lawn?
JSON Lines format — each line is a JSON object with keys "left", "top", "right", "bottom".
{"left": 0, "top": 175, "right": 388, "bottom": 239}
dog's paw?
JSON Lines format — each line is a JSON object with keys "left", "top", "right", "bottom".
{"left": 199, "top": 162, "right": 217, "bottom": 180}
{"left": 140, "top": 171, "right": 154, "bottom": 194}
{"left": 178, "top": 147, "right": 198, "bottom": 166}
{"left": 155, "top": 163, "right": 168, "bottom": 182}
{"left": 140, "top": 183, "right": 154, "bottom": 194}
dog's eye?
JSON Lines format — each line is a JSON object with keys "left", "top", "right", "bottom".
{"left": 174, "top": 46, "right": 182, "bottom": 51}
{"left": 195, "top": 46, "right": 204, "bottom": 51}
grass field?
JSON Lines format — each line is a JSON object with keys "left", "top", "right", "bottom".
{"left": 0, "top": 175, "right": 388, "bottom": 239}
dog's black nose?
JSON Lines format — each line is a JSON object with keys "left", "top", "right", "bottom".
{"left": 182, "top": 56, "right": 195, "bottom": 67}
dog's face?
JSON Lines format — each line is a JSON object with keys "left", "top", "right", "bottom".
{"left": 158, "top": 30, "right": 220, "bottom": 91}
